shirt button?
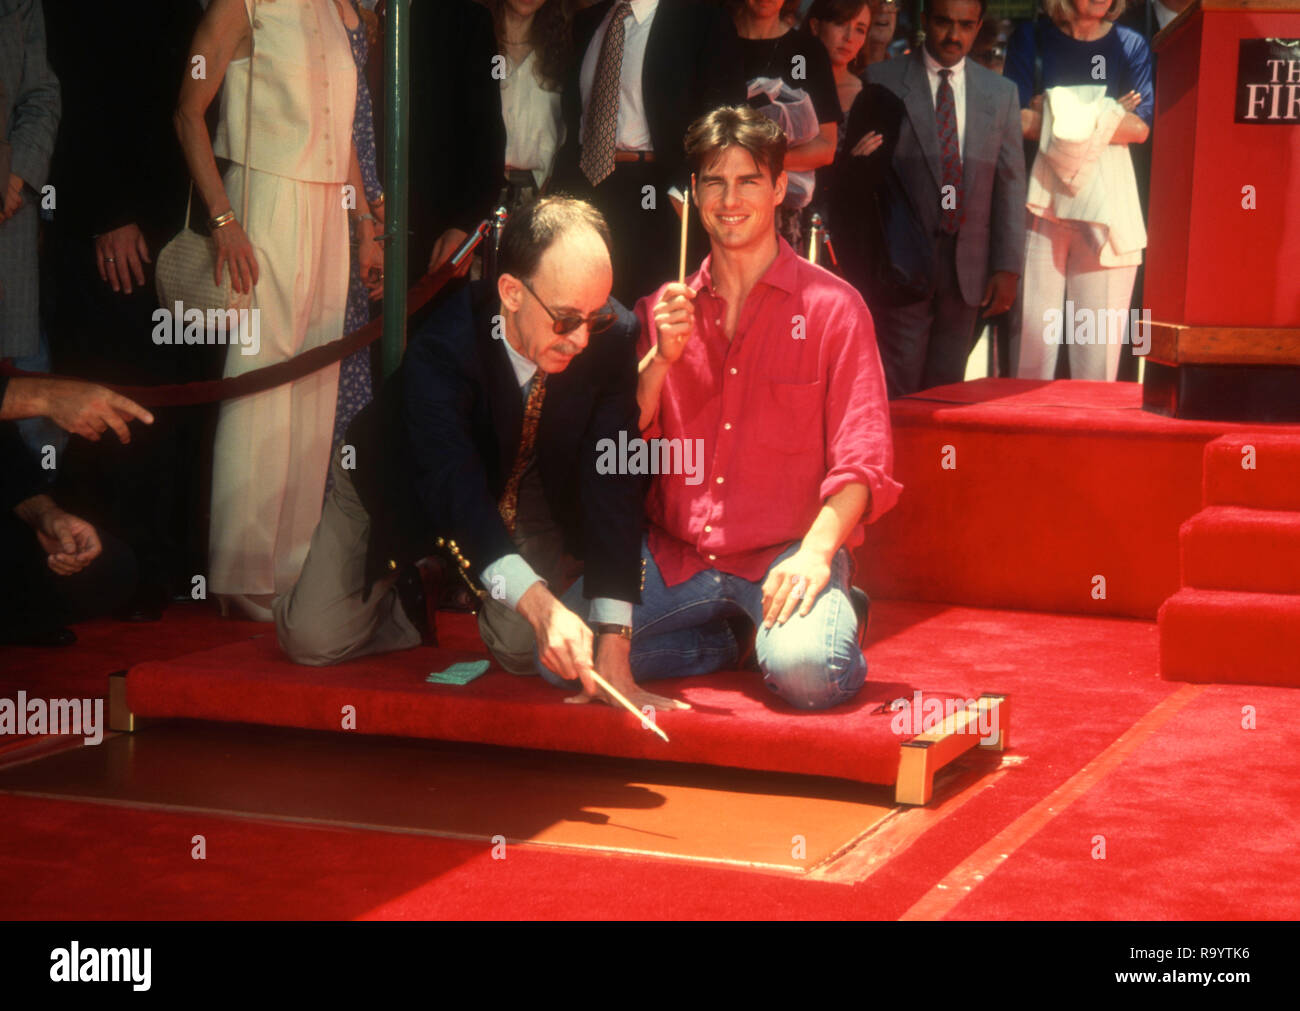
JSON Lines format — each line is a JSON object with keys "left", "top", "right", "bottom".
{"left": 723, "top": 422, "right": 732, "bottom": 431}
{"left": 715, "top": 476, "right": 724, "bottom": 485}
{"left": 704, "top": 525, "right": 712, "bottom": 533}
{"left": 708, "top": 554, "right": 717, "bottom": 561}
{"left": 729, "top": 367, "right": 738, "bottom": 375}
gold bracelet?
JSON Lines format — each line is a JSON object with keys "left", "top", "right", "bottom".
{"left": 210, "top": 210, "right": 237, "bottom": 229}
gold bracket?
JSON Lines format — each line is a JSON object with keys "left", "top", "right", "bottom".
{"left": 895, "top": 693, "right": 1009, "bottom": 806}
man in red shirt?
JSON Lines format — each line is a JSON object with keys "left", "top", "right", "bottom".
{"left": 545, "top": 105, "right": 901, "bottom": 711}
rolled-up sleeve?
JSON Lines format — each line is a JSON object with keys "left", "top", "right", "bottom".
{"left": 818, "top": 299, "right": 902, "bottom": 524}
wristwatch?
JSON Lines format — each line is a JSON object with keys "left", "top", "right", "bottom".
{"left": 593, "top": 623, "right": 633, "bottom": 641}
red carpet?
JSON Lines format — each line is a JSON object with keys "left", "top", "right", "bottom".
{"left": 943, "top": 684, "right": 1300, "bottom": 920}
{"left": 0, "top": 605, "right": 263, "bottom": 699}
{"left": 1, "top": 601, "right": 1197, "bottom": 920}
{"left": 1160, "top": 434, "right": 1300, "bottom": 687}
{"left": 860, "top": 380, "right": 1300, "bottom": 620}
{"left": 123, "top": 613, "right": 979, "bottom": 787}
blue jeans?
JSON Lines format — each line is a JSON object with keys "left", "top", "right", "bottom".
{"left": 539, "top": 539, "right": 868, "bottom": 711}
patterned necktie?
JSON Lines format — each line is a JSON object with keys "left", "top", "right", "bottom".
{"left": 580, "top": 1, "right": 634, "bottom": 187}
{"left": 499, "top": 373, "right": 547, "bottom": 536}
{"left": 936, "top": 68, "right": 963, "bottom": 235}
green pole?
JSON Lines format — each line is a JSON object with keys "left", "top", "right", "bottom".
{"left": 382, "top": 0, "right": 411, "bottom": 379}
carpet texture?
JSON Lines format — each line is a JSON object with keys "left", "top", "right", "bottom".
{"left": 123, "top": 614, "right": 978, "bottom": 787}
{"left": 859, "top": 380, "right": 1300, "bottom": 620}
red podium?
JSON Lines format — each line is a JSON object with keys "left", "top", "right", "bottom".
{"left": 1143, "top": 0, "right": 1300, "bottom": 421}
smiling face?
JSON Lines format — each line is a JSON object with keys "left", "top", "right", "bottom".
{"left": 498, "top": 227, "right": 613, "bottom": 374}
{"left": 693, "top": 144, "right": 787, "bottom": 256}
{"left": 922, "top": 0, "right": 984, "bottom": 67}
{"left": 810, "top": 5, "right": 871, "bottom": 69}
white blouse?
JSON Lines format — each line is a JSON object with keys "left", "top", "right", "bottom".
{"left": 500, "top": 49, "right": 564, "bottom": 190}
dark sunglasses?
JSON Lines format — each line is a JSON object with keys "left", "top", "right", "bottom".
{"left": 519, "top": 278, "right": 617, "bottom": 336}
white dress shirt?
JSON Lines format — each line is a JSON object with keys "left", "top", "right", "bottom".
{"left": 480, "top": 335, "right": 633, "bottom": 626}
{"left": 921, "top": 45, "right": 967, "bottom": 159}
{"left": 578, "top": 0, "right": 659, "bottom": 152}
{"left": 501, "top": 50, "right": 565, "bottom": 189}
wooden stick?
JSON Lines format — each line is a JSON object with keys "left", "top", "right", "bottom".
{"left": 590, "top": 670, "right": 670, "bottom": 743}
{"left": 677, "top": 182, "right": 690, "bottom": 284}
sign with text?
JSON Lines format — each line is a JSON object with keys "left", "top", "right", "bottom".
{"left": 1236, "top": 38, "right": 1300, "bottom": 123}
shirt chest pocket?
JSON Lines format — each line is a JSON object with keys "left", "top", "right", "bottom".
{"left": 756, "top": 379, "right": 824, "bottom": 455}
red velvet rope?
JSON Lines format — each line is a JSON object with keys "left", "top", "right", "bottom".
{"left": 0, "top": 266, "right": 454, "bottom": 408}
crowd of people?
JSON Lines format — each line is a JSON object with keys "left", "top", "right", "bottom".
{"left": 2, "top": 0, "right": 1170, "bottom": 709}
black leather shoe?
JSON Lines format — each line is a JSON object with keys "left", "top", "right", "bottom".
{"left": 851, "top": 587, "right": 871, "bottom": 648}
{"left": 396, "top": 563, "right": 439, "bottom": 647}
{"left": 1, "top": 624, "right": 77, "bottom": 648}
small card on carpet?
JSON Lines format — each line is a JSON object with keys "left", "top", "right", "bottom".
{"left": 426, "top": 661, "right": 490, "bottom": 686}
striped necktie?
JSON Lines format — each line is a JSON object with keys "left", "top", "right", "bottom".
{"left": 580, "top": 1, "right": 634, "bottom": 187}
{"left": 936, "top": 69, "right": 963, "bottom": 234}
{"left": 499, "top": 373, "right": 547, "bottom": 536}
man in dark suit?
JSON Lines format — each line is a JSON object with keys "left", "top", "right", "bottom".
{"left": 407, "top": 0, "right": 507, "bottom": 283}
{"left": 552, "top": 0, "right": 745, "bottom": 307}
{"left": 42, "top": 0, "right": 206, "bottom": 620}
{"left": 276, "top": 197, "right": 673, "bottom": 711}
{"left": 866, "top": 0, "right": 1026, "bottom": 397}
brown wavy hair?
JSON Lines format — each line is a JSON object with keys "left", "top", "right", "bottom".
{"left": 479, "top": 0, "right": 573, "bottom": 92}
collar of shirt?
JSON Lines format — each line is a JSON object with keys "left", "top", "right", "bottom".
{"left": 692, "top": 236, "right": 801, "bottom": 303}
{"left": 501, "top": 331, "right": 538, "bottom": 392}
{"left": 625, "top": 0, "right": 659, "bottom": 25}
{"left": 921, "top": 45, "right": 965, "bottom": 88}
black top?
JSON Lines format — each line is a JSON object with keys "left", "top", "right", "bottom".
{"left": 823, "top": 81, "right": 907, "bottom": 308}
{"left": 348, "top": 282, "right": 645, "bottom": 605}
{"left": 406, "top": 0, "right": 507, "bottom": 282}
{"left": 44, "top": 1, "right": 202, "bottom": 247}
{"left": 739, "top": 29, "right": 843, "bottom": 127}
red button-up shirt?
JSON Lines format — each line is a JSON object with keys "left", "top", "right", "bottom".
{"left": 635, "top": 238, "right": 903, "bottom": 587}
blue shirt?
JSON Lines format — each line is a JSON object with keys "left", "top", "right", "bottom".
{"left": 1005, "top": 20, "right": 1154, "bottom": 126}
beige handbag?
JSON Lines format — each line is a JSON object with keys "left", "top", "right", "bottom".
{"left": 156, "top": 0, "right": 257, "bottom": 314}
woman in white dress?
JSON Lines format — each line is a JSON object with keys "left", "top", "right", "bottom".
{"left": 176, "top": 0, "right": 379, "bottom": 620}
{"left": 482, "top": 0, "right": 569, "bottom": 209}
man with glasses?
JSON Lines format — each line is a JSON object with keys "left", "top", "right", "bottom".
{"left": 275, "top": 197, "right": 663, "bottom": 710}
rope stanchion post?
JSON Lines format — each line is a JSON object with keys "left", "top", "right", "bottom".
{"left": 486, "top": 206, "right": 508, "bottom": 280}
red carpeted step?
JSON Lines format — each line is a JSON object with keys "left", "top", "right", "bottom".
{"left": 1180, "top": 506, "right": 1300, "bottom": 594}
{"left": 1204, "top": 434, "right": 1300, "bottom": 511}
{"left": 1158, "top": 587, "right": 1300, "bottom": 687}
{"left": 122, "top": 634, "right": 988, "bottom": 787}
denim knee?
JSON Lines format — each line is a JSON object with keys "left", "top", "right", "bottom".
{"left": 760, "top": 636, "right": 866, "bottom": 711}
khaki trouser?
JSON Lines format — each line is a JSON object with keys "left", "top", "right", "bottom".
{"left": 275, "top": 453, "right": 421, "bottom": 666}
{"left": 277, "top": 452, "right": 572, "bottom": 670}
